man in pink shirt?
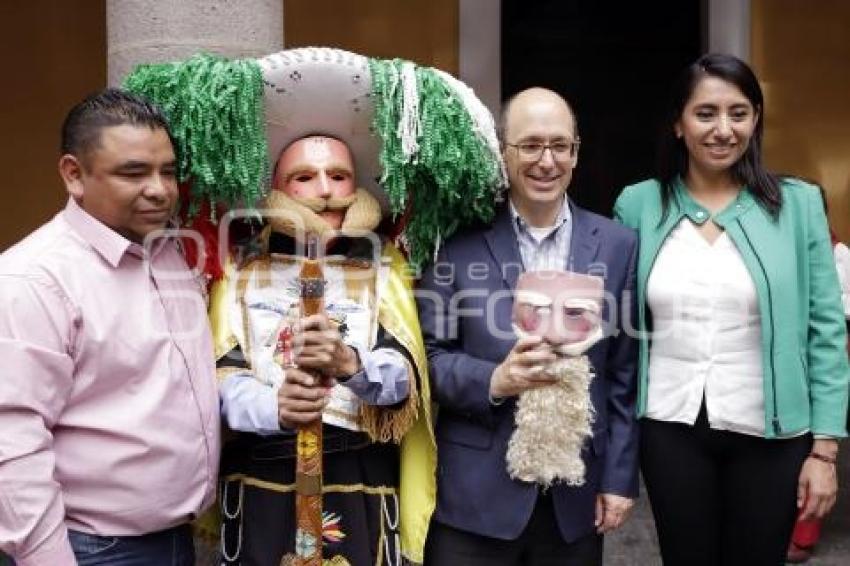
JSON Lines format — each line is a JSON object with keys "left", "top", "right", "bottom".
{"left": 0, "top": 89, "right": 220, "bottom": 565}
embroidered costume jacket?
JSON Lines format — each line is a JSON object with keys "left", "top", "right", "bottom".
{"left": 212, "top": 233, "right": 435, "bottom": 565}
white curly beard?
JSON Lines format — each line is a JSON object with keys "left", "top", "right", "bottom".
{"left": 505, "top": 355, "right": 595, "bottom": 488}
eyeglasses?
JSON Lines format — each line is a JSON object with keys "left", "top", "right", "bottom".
{"left": 506, "top": 139, "right": 581, "bottom": 162}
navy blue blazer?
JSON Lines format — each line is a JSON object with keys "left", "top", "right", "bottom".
{"left": 417, "top": 200, "right": 640, "bottom": 543}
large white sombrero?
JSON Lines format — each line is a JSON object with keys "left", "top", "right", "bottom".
{"left": 124, "top": 46, "right": 506, "bottom": 267}
{"left": 258, "top": 48, "right": 387, "bottom": 213}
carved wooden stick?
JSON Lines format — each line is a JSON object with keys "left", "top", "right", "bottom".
{"left": 293, "top": 234, "right": 324, "bottom": 565}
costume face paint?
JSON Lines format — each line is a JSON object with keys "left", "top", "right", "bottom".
{"left": 274, "top": 136, "right": 356, "bottom": 230}
{"left": 512, "top": 270, "right": 604, "bottom": 356}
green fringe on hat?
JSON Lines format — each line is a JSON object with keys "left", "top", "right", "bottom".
{"left": 370, "top": 59, "right": 500, "bottom": 269}
{"left": 124, "top": 53, "right": 268, "bottom": 216}
{"left": 123, "top": 51, "right": 500, "bottom": 269}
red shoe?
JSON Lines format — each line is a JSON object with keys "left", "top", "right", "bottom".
{"left": 786, "top": 541, "right": 813, "bottom": 563}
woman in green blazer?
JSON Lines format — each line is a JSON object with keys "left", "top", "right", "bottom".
{"left": 614, "top": 54, "right": 849, "bottom": 565}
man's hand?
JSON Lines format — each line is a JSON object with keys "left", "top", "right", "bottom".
{"left": 277, "top": 367, "right": 334, "bottom": 428}
{"left": 294, "top": 314, "right": 360, "bottom": 379}
{"left": 489, "top": 336, "right": 557, "bottom": 399}
{"left": 797, "top": 439, "right": 838, "bottom": 521}
{"left": 595, "top": 493, "right": 634, "bottom": 534}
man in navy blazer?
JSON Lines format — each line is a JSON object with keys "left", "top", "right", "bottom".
{"left": 418, "top": 88, "right": 639, "bottom": 565}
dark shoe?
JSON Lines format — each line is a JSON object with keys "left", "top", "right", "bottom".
{"left": 786, "top": 541, "right": 813, "bottom": 563}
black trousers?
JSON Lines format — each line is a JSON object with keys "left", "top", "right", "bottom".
{"left": 220, "top": 429, "right": 400, "bottom": 566}
{"left": 640, "top": 406, "right": 811, "bottom": 566}
{"left": 424, "top": 492, "right": 602, "bottom": 566}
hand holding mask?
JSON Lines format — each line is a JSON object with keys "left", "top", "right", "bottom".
{"left": 512, "top": 270, "right": 604, "bottom": 356}
{"left": 506, "top": 270, "right": 604, "bottom": 487}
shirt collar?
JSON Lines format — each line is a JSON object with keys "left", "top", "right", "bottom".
{"left": 509, "top": 196, "right": 572, "bottom": 239}
{"left": 62, "top": 198, "right": 133, "bottom": 267}
{"left": 62, "top": 198, "right": 170, "bottom": 267}
{"left": 673, "top": 177, "right": 756, "bottom": 226}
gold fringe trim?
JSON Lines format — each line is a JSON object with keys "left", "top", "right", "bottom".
{"left": 377, "top": 245, "right": 433, "bottom": 439}
{"left": 358, "top": 357, "right": 419, "bottom": 443}
{"left": 353, "top": 242, "right": 431, "bottom": 444}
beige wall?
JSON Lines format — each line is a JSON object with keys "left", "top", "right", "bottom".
{"left": 752, "top": 0, "right": 850, "bottom": 241}
{"left": 284, "top": 0, "right": 458, "bottom": 74}
{"left": 13, "top": 2, "right": 845, "bottom": 245}
{"left": 0, "top": 2, "right": 106, "bottom": 251}
{"left": 0, "top": 1, "right": 459, "bottom": 251}
{"left": 1, "top": 0, "right": 283, "bottom": 252}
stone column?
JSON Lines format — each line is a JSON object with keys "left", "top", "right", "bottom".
{"left": 706, "top": 0, "right": 751, "bottom": 61}
{"left": 107, "top": 0, "right": 283, "bottom": 86}
{"left": 459, "top": 0, "right": 501, "bottom": 118}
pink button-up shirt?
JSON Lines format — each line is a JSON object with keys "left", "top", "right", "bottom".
{"left": 0, "top": 199, "right": 220, "bottom": 565}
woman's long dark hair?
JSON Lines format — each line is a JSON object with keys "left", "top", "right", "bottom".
{"left": 657, "top": 53, "right": 782, "bottom": 219}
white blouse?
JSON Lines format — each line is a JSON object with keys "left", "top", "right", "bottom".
{"left": 834, "top": 241, "right": 850, "bottom": 319}
{"left": 646, "top": 219, "right": 766, "bottom": 436}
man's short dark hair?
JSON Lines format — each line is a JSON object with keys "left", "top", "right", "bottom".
{"left": 60, "top": 87, "right": 173, "bottom": 162}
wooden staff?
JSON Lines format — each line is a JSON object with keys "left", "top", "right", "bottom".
{"left": 293, "top": 233, "right": 324, "bottom": 565}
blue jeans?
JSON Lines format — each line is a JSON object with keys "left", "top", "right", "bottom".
{"left": 69, "top": 524, "right": 194, "bottom": 566}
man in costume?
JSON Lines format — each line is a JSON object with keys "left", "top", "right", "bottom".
{"left": 0, "top": 89, "right": 219, "bottom": 565}
{"left": 418, "top": 87, "right": 639, "bottom": 566}
{"left": 214, "top": 133, "right": 422, "bottom": 566}
{"left": 124, "top": 47, "right": 506, "bottom": 566}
